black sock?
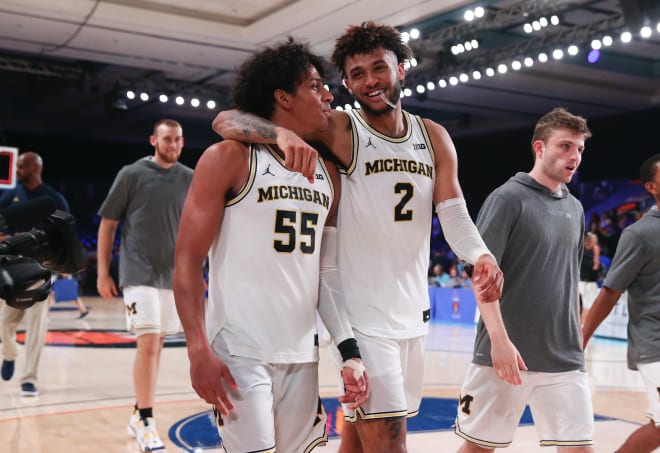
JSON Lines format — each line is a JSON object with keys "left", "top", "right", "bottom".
{"left": 138, "top": 407, "right": 153, "bottom": 420}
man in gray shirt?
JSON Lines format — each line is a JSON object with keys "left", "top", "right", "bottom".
{"left": 582, "top": 154, "right": 660, "bottom": 453}
{"left": 97, "top": 119, "right": 193, "bottom": 452}
{"left": 455, "top": 108, "right": 595, "bottom": 452}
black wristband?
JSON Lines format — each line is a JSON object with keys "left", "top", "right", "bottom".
{"left": 337, "top": 338, "right": 361, "bottom": 362}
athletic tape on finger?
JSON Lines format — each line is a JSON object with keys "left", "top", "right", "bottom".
{"left": 343, "top": 359, "right": 366, "bottom": 381}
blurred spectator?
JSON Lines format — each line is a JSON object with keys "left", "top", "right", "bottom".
{"left": 442, "top": 264, "right": 470, "bottom": 289}
{"left": 597, "top": 209, "right": 619, "bottom": 257}
{"left": 428, "top": 263, "right": 450, "bottom": 287}
{"left": 587, "top": 212, "right": 600, "bottom": 235}
{"left": 579, "top": 232, "right": 601, "bottom": 325}
{"left": 460, "top": 268, "right": 473, "bottom": 288}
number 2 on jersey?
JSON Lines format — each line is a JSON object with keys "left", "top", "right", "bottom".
{"left": 394, "top": 182, "right": 414, "bottom": 221}
{"left": 274, "top": 210, "right": 319, "bottom": 253}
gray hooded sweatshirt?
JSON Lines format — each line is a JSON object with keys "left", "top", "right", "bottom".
{"left": 472, "top": 172, "right": 585, "bottom": 372}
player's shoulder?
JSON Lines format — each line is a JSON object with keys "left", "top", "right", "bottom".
{"left": 120, "top": 157, "right": 150, "bottom": 175}
{"left": 199, "top": 140, "right": 250, "bottom": 166}
{"left": 485, "top": 179, "right": 523, "bottom": 206}
{"left": 211, "top": 139, "right": 249, "bottom": 152}
{"left": 419, "top": 116, "right": 450, "bottom": 137}
{"left": 328, "top": 109, "right": 351, "bottom": 131}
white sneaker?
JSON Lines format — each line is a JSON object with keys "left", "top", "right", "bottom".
{"left": 128, "top": 411, "right": 165, "bottom": 452}
{"left": 127, "top": 408, "right": 140, "bottom": 437}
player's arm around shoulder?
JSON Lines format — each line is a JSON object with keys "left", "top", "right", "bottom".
{"left": 318, "top": 110, "right": 353, "bottom": 169}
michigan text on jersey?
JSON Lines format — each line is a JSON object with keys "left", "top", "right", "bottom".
{"left": 257, "top": 186, "right": 330, "bottom": 209}
{"left": 364, "top": 158, "right": 433, "bottom": 178}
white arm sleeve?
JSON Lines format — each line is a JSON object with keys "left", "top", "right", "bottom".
{"left": 436, "top": 198, "right": 494, "bottom": 265}
{"left": 317, "top": 227, "right": 354, "bottom": 344}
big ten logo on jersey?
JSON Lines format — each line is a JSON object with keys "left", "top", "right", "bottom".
{"left": 413, "top": 143, "right": 427, "bottom": 150}
{"left": 315, "top": 173, "right": 324, "bottom": 181}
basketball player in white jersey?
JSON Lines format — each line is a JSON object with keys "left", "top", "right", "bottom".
{"left": 173, "top": 39, "right": 369, "bottom": 453}
{"left": 212, "top": 23, "right": 503, "bottom": 452}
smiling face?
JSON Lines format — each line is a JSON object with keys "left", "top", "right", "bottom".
{"left": 343, "top": 47, "right": 404, "bottom": 116}
{"left": 531, "top": 127, "right": 586, "bottom": 191}
{"left": 150, "top": 123, "right": 183, "bottom": 167}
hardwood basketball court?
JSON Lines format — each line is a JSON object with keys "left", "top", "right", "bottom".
{"left": 0, "top": 297, "right": 650, "bottom": 452}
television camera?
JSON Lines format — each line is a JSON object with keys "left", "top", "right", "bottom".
{"left": 0, "top": 197, "right": 85, "bottom": 309}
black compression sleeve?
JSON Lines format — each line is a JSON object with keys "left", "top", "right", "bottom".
{"left": 337, "top": 338, "right": 361, "bottom": 361}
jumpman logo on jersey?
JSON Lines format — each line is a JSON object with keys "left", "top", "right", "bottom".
{"left": 365, "top": 136, "right": 376, "bottom": 149}
{"left": 262, "top": 164, "right": 275, "bottom": 176}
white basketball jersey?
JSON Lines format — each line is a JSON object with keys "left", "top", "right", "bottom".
{"left": 339, "top": 109, "right": 434, "bottom": 339}
{"left": 206, "top": 144, "right": 334, "bottom": 363}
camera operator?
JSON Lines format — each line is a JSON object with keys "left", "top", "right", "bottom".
{"left": 0, "top": 151, "right": 70, "bottom": 397}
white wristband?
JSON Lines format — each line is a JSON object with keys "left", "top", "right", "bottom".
{"left": 342, "top": 359, "right": 366, "bottom": 381}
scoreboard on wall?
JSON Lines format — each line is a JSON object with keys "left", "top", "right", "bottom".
{"left": 0, "top": 146, "right": 18, "bottom": 189}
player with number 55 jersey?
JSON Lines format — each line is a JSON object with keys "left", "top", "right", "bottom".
{"left": 173, "top": 38, "right": 368, "bottom": 453}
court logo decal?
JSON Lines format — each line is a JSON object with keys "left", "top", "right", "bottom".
{"left": 168, "top": 397, "right": 615, "bottom": 452}
{"left": 15, "top": 329, "right": 186, "bottom": 348}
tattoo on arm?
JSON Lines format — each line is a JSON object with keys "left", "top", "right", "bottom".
{"left": 228, "top": 110, "right": 277, "bottom": 140}
{"left": 251, "top": 118, "right": 277, "bottom": 140}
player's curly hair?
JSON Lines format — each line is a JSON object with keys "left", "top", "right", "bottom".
{"left": 231, "top": 37, "right": 326, "bottom": 119}
{"left": 640, "top": 154, "right": 660, "bottom": 184}
{"left": 332, "top": 21, "right": 413, "bottom": 79}
{"left": 531, "top": 108, "right": 592, "bottom": 151}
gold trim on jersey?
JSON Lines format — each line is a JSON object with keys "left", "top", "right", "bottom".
{"left": 225, "top": 145, "right": 257, "bottom": 207}
{"left": 263, "top": 143, "right": 287, "bottom": 168}
{"left": 344, "top": 407, "right": 409, "bottom": 423}
{"left": 454, "top": 421, "right": 512, "bottom": 448}
{"left": 304, "top": 435, "right": 328, "bottom": 452}
{"left": 262, "top": 143, "right": 335, "bottom": 204}
{"left": 303, "top": 398, "right": 329, "bottom": 452}
{"left": 352, "top": 109, "right": 413, "bottom": 143}
{"left": 540, "top": 440, "right": 594, "bottom": 447}
{"left": 317, "top": 156, "right": 335, "bottom": 200}
{"left": 340, "top": 112, "right": 360, "bottom": 176}
{"left": 412, "top": 114, "right": 436, "bottom": 165}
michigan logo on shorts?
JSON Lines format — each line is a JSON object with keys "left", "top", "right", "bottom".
{"left": 126, "top": 301, "right": 138, "bottom": 315}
